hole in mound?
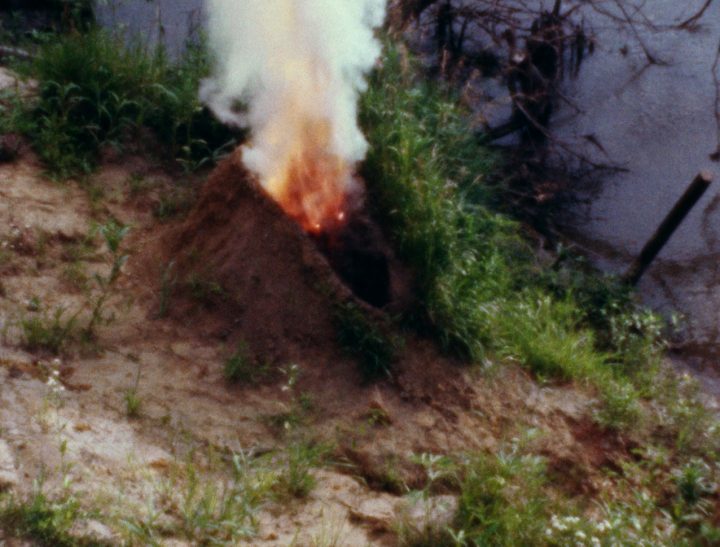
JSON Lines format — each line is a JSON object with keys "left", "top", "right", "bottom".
{"left": 311, "top": 214, "right": 392, "bottom": 308}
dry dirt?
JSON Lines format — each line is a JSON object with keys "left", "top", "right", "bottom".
{"left": 0, "top": 147, "right": 631, "bottom": 545}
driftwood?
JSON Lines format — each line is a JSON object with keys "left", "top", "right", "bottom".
{"left": 623, "top": 172, "right": 713, "bottom": 285}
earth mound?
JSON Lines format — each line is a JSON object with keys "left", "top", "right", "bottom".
{"left": 158, "top": 155, "right": 366, "bottom": 363}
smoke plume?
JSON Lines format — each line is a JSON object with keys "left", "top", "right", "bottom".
{"left": 201, "top": 0, "right": 387, "bottom": 232}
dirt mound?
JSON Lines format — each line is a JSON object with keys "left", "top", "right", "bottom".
{"left": 156, "top": 155, "right": 370, "bottom": 364}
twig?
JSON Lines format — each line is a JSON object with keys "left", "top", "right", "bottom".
{"left": 678, "top": 0, "right": 715, "bottom": 30}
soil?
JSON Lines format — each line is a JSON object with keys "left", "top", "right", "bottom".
{"left": 0, "top": 131, "right": 637, "bottom": 543}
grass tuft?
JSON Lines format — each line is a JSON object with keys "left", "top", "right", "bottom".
{"left": 334, "top": 300, "right": 399, "bottom": 381}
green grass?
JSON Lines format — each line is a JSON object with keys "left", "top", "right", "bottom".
{"left": 334, "top": 300, "right": 399, "bottom": 381}
{"left": 360, "top": 45, "right": 667, "bottom": 429}
{"left": 0, "top": 483, "right": 101, "bottom": 547}
{"left": 21, "top": 306, "right": 79, "bottom": 355}
{"left": 12, "top": 29, "right": 237, "bottom": 178}
{"left": 223, "top": 341, "right": 270, "bottom": 384}
{"left": 272, "top": 442, "right": 326, "bottom": 501}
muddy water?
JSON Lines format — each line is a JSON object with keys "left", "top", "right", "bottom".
{"left": 550, "top": 2, "right": 720, "bottom": 377}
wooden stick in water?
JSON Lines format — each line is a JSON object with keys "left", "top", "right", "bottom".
{"left": 623, "top": 171, "right": 713, "bottom": 285}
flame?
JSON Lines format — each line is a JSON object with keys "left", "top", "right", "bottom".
{"left": 201, "top": 1, "right": 386, "bottom": 234}
{"left": 249, "top": 119, "right": 353, "bottom": 234}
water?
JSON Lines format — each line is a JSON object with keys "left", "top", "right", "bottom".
{"left": 95, "top": 0, "right": 203, "bottom": 57}
{"left": 548, "top": 2, "right": 720, "bottom": 375}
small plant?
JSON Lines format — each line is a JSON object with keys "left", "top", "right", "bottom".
{"left": 21, "top": 306, "right": 79, "bottom": 355}
{"left": 454, "top": 444, "right": 550, "bottom": 545}
{"left": 266, "top": 364, "right": 309, "bottom": 432}
{"left": 334, "top": 300, "right": 398, "bottom": 381}
{"left": 123, "top": 389, "right": 141, "bottom": 418}
{"left": 187, "top": 272, "right": 226, "bottom": 306}
{"left": 122, "top": 449, "right": 276, "bottom": 544}
{"left": 675, "top": 459, "right": 714, "bottom": 508}
{"left": 84, "top": 220, "right": 129, "bottom": 337}
{"left": 223, "top": 341, "right": 268, "bottom": 384}
{"left": 157, "top": 259, "right": 177, "bottom": 318}
{"left": 273, "top": 442, "right": 326, "bottom": 500}
{"left": 124, "top": 364, "right": 143, "bottom": 418}
{"left": 0, "top": 478, "right": 83, "bottom": 547}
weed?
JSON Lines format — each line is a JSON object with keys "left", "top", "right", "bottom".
{"left": 334, "top": 300, "right": 398, "bottom": 381}
{"left": 223, "top": 341, "right": 268, "bottom": 384}
{"left": 21, "top": 306, "right": 79, "bottom": 355}
{"left": 266, "top": 364, "right": 307, "bottom": 432}
{"left": 61, "top": 261, "right": 89, "bottom": 291}
{"left": 187, "top": 272, "right": 226, "bottom": 305}
{"left": 123, "top": 389, "right": 141, "bottom": 418}
{"left": 122, "top": 449, "right": 278, "bottom": 545}
{"left": 124, "top": 364, "right": 142, "bottom": 418}
{"left": 84, "top": 220, "right": 129, "bottom": 337}
{"left": 273, "top": 442, "right": 326, "bottom": 501}
{"left": 361, "top": 44, "right": 512, "bottom": 362}
{"left": 0, "top": 478, "right": 85, "bottom": 547}
{"left": 454, "top": 446, "right": 549, "bottom": 545}
{"left": 157, "top": 259, "right": 177, "bottom": 318}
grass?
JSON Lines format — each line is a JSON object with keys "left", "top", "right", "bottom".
{"left": 272, "top": 442, "right": 326, "bottom": 501}
{"left": 19, "top": 220, "right": 128, "bottom": 354}
{"left": 334, "top": 300, "right": 399, "bottom": 381}
{"left": 396, "top": 436, "right": 720, "bottom": 547}
{"left": 121, "top": 451, "right": 274, "bottom": 545}
{"left": 11, "top": 29, "right": 237, "bottom": 179}
{"left": 21, "top": 306, "right": 79, "bottom": 355}
{"left": 0, "top": 478, "right": 103, "bottom": 547}
{"left": 121, "top": 444, "right": 325, "bottom": 545}
{"left": 360, "top": 44, "right": 669, "bottom": 430}
{"left": 223, "top": 341, "right": 269, "bottom": 384}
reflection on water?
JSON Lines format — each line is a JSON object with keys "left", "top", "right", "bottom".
{"left": 553, "top": 1, "right": 720, "bottom": 375}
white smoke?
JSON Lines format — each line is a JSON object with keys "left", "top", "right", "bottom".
{"left": 201, "top": 0, "right": 387, "bottom": 212}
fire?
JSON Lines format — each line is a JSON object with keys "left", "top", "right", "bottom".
{"left": 253, "top": 119, "right": 353, "bottom": 234}
{"left": 202, "top": 0, "right": 387, "bottom": 235}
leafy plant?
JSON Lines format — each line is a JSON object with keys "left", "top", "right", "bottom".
{"left": 84, "top": 220, "right": 129, "bottom": 337}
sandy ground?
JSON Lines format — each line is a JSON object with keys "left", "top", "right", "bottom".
{"left": 0, "top": 136, "right": 623, "bottom": 545}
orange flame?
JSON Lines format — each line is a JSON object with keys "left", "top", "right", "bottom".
{"left": 263, "top": 121, "right": 352, "bottom": 234}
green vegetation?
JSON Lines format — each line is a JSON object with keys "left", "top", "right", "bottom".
{"left": 121, "top": 445, "right": 325, "bottom": 545}
{"left": 272, "top": 442, "right": 326, "bottom": 501}
{"left": 360, "top": 45, "right": 670, "bottom": 430}
{"left": 334, "top": 300, "right": 399, "bottom": 381}
{"left": 397, "top": 438, "right": 720, "bottom": 547}
{"left": 0, "top": 479, "right": 95, "bottom": 547}
{"left": 11, "top": 29, "right": 236, "bottom": 178}
{"left": 21, "top": 306, "right": 78, "bottom": 354}
{"left": 84, "top": 220, "right": 128, "bottom": 337}
{"left": 223, "top": 340, "right": 269, "bottom": 384}
{"left": 19, "top": 220, "right": 128, "bottom": 354}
